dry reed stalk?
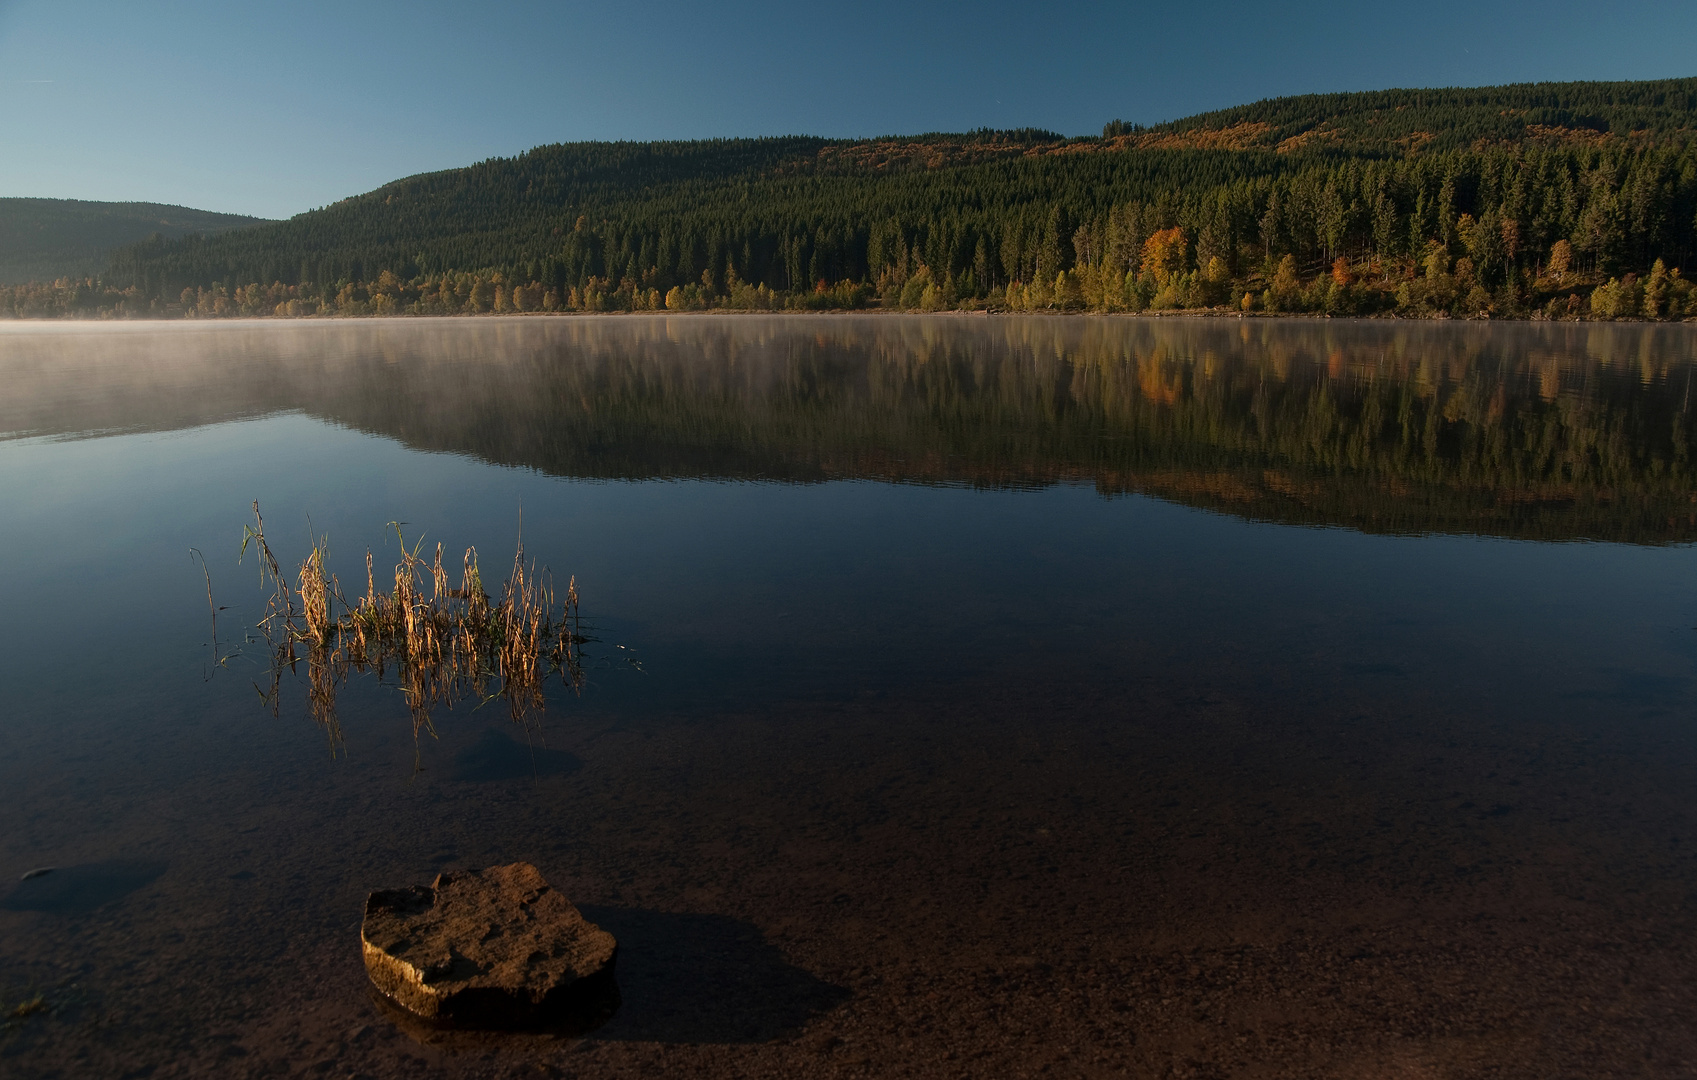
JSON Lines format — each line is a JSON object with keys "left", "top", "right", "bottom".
{"left": 241, "top": 502, "right": 298, "bottom": 716}
{"left": 299, "top": 544, "right": 332, "bottom": 648}
{"left": 243, "top": 503, "right": 586, "bottom": 742}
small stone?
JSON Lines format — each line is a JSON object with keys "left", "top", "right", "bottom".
{"left": 361, "top": 862, "right": 616, "bottom": 1028}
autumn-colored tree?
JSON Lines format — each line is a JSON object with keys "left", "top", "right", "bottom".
{"left": 512, "top": 282, "right": 544, "bottom": 312}
{"left": 467, "top": 279, "right": 491, "bottom": 312}
{"left": 1271, "top": 254, "right": 1300, "bottom": 300}
{"left": 1141, "top": 227, "right": 1188, "bottom": 283}
{"left": 1191, "top": 256, "right": 1231, "bottom": 307}
{"left": 1644, "top": 259, "right": 1670, "bottom": 318}
{"left": 1499, "top": 217, "right": 1521, "bottom": 263}
{"left": 1423, "top": 242, "right": 1450, "bottom": 281}
{"left": 1548, "top": 239, "right": 1574, "bottom": 280}
{"left": 1454, "top": 213, "right": 1477, "bottom": 252}
{"left": 1331, "top": 257, "right": 1352, "bottom": 286}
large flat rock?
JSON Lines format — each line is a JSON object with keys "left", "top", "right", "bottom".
{"left": 361, "top": 862, "right": 617, "bottom": 1028}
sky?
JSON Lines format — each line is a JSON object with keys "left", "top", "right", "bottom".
{"left": 1, "top": 0, "right": 1694, "bottom": 220}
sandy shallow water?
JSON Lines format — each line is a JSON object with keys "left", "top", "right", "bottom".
{"left": 5, "top": 659, "right": 1694, "bottom": 1079}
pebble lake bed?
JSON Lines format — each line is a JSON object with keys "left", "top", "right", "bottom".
{"left": 2, "top": 315, "right": 1696, "bottom": 1078}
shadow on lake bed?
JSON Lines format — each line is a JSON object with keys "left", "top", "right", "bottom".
{"left": 448, "top": 727, "right": 582, "bottom": 784}
{"left": 577, "top": 907, "right": 851, "bottom": 1044}
{"left": 364, "top": 906, "right": 847, "bottom": 1052}
{"left": 1, "top": 860, "right": 168, "bottom": 916}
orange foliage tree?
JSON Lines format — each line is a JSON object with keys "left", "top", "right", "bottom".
{"left": 1140, "top": 227, "right": 1188, "bottom": 283}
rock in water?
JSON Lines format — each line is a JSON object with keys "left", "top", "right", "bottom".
{"left": 361, "top": 862, "right": 617, "bottom": 1028}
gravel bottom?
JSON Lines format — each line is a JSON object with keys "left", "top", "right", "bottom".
{"left": 3, "top": 671, "right": 1694, "bottom": 1078}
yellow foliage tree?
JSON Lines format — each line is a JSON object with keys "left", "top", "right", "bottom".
{"left": 1271, "top": 255, "right": 1301, "bottom": 305}
{"left": 1140, "top": 227, "right": 1188, "bottom": 283}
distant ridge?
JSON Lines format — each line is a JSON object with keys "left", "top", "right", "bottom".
{"left": 1107, "top": 77, "right": 1697, "bottom": 153}
{"left": 0, "top": 198, "right": 265, "bottom": 285}
{"left": 11, "top": 77, "right": 1697, "bottom": 321}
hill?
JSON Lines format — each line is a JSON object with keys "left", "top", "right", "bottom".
{"left": 1106, "top": 77, "right": 1697, "bottom": 153}
{"left": 0, "top": 199, "right": 265, "bottom": 285}
{"left": 10, "top": 77, "right": 1697, "bottom": 320}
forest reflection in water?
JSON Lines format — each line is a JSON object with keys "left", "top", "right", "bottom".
{"left": 3, "top": 314, "right": 1696, "bottom": 543}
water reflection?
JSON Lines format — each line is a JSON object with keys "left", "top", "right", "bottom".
{"left": 3, "top": 316, "right": 1696, "bottom": 542}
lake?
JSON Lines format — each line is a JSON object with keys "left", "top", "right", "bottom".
{"left": 2, "top": 314, "right": 1696, "bottom": 1078}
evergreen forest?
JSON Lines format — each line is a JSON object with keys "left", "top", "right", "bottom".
{"left": 8, "top": 77, "right": 1697, "bottom": 322}
{"left": 0, "top": 199, "right": 264, "bottom": 286}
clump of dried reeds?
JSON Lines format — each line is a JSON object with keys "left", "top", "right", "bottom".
{"left": 242, "top": 501, "right": 584, "bottom": 741}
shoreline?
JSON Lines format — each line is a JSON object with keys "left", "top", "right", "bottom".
{"left": 2, "top": 307, "right": 1695, "bottom": 326}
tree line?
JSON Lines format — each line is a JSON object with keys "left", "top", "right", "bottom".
{"left": 8, "top": 79, "right": 1697, "bottom": 322}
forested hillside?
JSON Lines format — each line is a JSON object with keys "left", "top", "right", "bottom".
{"left": 8, "top": 78, "right": 1697, "bottom": 320}
{"left": 0, "top": 199, "right": 264, "bottom": 285}
{"left": 1107, "top": 78, "right": 1697, "bottom": 153}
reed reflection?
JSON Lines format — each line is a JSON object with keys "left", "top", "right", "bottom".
{"left": 239, "top": 502, "right": 586, "bottom": 752}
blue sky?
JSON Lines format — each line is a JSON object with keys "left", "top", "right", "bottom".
{"left": 1, "top": 0, "right": 1693, "bottom": 220}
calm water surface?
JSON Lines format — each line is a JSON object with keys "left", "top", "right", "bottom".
{"left": 3, "top": 315, "right": 1696, "bottom": 1078}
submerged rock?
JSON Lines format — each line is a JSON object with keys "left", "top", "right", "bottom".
{"left": 361, "top": 862, "right": 617, "bottom": 1028}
